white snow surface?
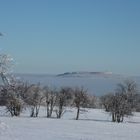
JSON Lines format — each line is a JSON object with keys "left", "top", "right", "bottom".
{"left": 0, "top": 107, "right": 140, "bottom": 140}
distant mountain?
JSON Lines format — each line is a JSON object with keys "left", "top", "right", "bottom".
{"left": 57, "top": 71, "right": 121, "bottom": 78}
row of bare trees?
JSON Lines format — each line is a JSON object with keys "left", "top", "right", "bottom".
{"left": 0, "top": 81, "right": 95, "bottom": 120}
{"left": 0, "top": 78, "right": 140, "bottom": 122}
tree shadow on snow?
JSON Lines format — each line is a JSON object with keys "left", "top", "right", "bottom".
{"left": 75, "top": 118, "right": 111, "bottom": 123}
{"left": 126, "top": 121, "right": 140, "bottom": 124}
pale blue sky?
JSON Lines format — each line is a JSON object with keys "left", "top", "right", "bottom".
{"left": 0, "top": 0, "right": 140, "bottom": 75}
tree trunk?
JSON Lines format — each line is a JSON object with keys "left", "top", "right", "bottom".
{"left": 117, "top": 114, "right": 121, "bottom": 123}
{"left": 120, "top": 115, "right": 124, "bottom": 122}
{"left": 30, "top": 107, "right": 35, "bottom": 117}
{"left": 49, "top": 106, "right": 53, "bottom": 118}
{"left": 112, "top": 112, "right": 116, "bottom": 122}
{"left": 76, "top": 107, "right": 80, "bottom": 120}
{"left": 46, "top": 102, "right": 50, "bottom": 118}
{"left": 58, "top": 107, "right": 62, "bottom": 118}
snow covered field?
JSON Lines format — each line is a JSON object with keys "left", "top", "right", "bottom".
{"left": 0, "top": 107, "right": 140, "bottom": 140}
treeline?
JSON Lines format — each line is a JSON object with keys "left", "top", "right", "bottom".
{"left": 0, "top": 79, "right": 140, "bottom": 123}
{"left": 0, "top": 81, "right": 96, "bottom": 120}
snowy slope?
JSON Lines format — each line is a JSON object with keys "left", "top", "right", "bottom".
{"left": 0, "top": 107, "right": 140, "bottom": 140}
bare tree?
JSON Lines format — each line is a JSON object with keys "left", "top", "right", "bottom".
{"left": 55, "top": 87, "right": 72, "bottom": 118}
{"left": 100, "top": 93, "right": 114, "bottom": 112}
{"left": 73, "top": 87, "right": 89, "bottom": 120}
{"left": 0, "top": 85, "right": 8, "bottom": 105}
{"left": 26, "top": 84, "right": 44, "bottom": 117}
{"left": 0, "top": 81, "right": 26, "bottom": 116}
{"left": 116, "top": 80, "right": 137, "bottom": 109}
{"left": 0, "top": 50, "right": 24, "bottom": 116}
{"left": 101, "top": 80, "right": 138, "bottom": 123}
{"left": 0, "top": 54, "right": 13, "bottom": 86}
{"left": 135, "top": 94, "right": 140, "bottom": 112}
{"left": 43, "top": 86, "right": 57, "bottom": 118}
{"left": 6, "top": 89, "right": 24, "bottom": 117}
{"left": 87, "top": 94, "right": 97, "bottom": 108}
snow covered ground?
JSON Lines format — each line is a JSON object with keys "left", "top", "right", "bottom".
{"left": 0, "top": 107, "right": 140, "bottom": 140}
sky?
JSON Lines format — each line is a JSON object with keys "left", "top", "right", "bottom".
{"left": 0, "top": 0, "right": 140, "bottom": 75}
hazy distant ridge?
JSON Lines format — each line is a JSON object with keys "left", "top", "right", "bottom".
{"left": 57, "top": 71, "right": 114, "bottom": 77}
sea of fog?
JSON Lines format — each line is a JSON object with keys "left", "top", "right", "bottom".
{"left": 15, "top": 74, "right": 140, "bottom": 96}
